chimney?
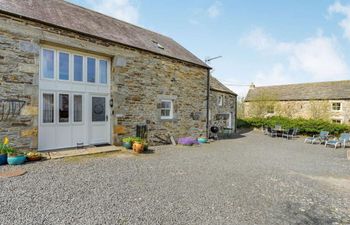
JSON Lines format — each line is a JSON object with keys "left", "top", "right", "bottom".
{"left": 249, "top": 82, "right": 255, "bottom": 89}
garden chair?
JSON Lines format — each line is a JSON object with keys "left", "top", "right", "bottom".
{"left": 325, "top": 133, "right": 350, "bottom": 149}
{"left": 283, "top": 128, "right": 298, "bottom": 140}
{"left": 304, "top": 131, "right": 329, "bottom": 144}
{"left": 267, "top": 127, "right": 277, "bottom": 137}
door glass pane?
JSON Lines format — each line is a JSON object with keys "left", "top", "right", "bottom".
{"left": 74, "top": 95, "right": 83, "bottom": 122}
{"left": 92, "top": 97, "right": 105, "bottom": 122}
{"left": 59, "top": 52, "right": 69, "bottom": 80}
{"left": 74, "top": 55, "right": 83, "bottom": 81}
{"left": 87, "top": 57, "right": 96, "bottom": 83}
{"left": 59, "top": 94, "right": 69, "bottom": 123}
{"left": 99, "top": 60, "right": 107, "bottom": 84}
{"left": 42, "top": 49, "right": 54, "bottom": 79}
{"left": 43, "top": 93, "right": 54, "bottom": 123}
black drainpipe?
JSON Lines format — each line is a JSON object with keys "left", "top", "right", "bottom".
{"left": 206, "top": 68, "right": 211, "bottom": 138}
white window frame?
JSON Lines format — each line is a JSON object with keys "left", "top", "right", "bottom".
{"left": 40, "top": 46, "right": 110, "bottom": 86}
{"left": 41, "top": 48, "right": 56, "bottom": 80}
{"left": 40, "top": 92, "right": 55, "bottom": 125}
{"left": 72, "top": 94, "right": 84, "bottom": 124}
{"left": 57, "top": 93, "right": 70, "bottom": 124}
{"left": 58, "top": 51, "right": 70, "bottom": 81}
{"left": 331, "top": 102, "right": 342, "bottom": 111}
{"left": 160, "top": 100, "right": 174, "bottom": 120}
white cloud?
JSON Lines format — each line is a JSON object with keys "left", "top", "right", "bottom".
{"left": 85, "top": 0, "right": 139, "bottom": 24}
{"left": 328, "top": 1, "right": 350, "bottom": 41}
{"left": 241, "top": 28, "right": 349, "bottom": 82}
{"left": 207, "top": 1, "right": 222, "bottom": 18}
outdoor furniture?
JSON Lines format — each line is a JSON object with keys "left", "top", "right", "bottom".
{"left": 325, "top": 133, "right": 350, "bottom": 149}
{"left": 282, "top": 128, "right": 298, "bottom": 140}
{"left": 267, "top": 127, "right": 277, "bottom": 137}
{"left": 304, "top": 131, "right": 329, "bottom": 144}
{"left": 272, "top": 125, "right": 285, "bottom": 137}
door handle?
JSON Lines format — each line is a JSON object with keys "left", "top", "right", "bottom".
{"left": 106, "top": 115, "right": 108, "bottom": 121}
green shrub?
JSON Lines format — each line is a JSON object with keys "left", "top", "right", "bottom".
{"left": 122, "top": 137, "right": 144, "bottom": 144}
{"left": 238, "top": 116, "right": 350, "bottom": 136}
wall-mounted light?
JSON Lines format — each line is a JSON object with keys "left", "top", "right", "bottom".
{"left": 110, "top": 98, "right": 114, "bottom": 108}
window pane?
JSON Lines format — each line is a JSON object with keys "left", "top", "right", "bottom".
{"left": 43, "top": 93, "right": 54, "bottom": 123}
{"left": 92, "top": 97, "right": 105, "bottom": 122}
{"left": 161, "top": 101, "right": 171, "bottom": 109}
{"left": 59, "top": 94, "right": 69, "bottom": 123}
{"left": 74, "top": 95, "right": 82, "bottom": 122}
{"left": 87, "top": 57, "right": 96, "bottom": 83}
{"left": 99, "top": 60, "right": 108, "bottom": 84}
{"left": 161, "top": 109, "right": 170, "bottom": 117}
{"left": 59, "top": 52, "right": 69, "bottom": 80}
{"left": 43, "top": 49, "right": 54, "bottom": 79}
{"left": 74, "top": 55, "right": 83, "bottom": 81}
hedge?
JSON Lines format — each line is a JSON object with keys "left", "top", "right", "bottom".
{"left": 237, "top": 116, "right": 350, "bottom": 136}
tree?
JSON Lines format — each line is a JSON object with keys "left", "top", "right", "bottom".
{"left": 247, "top": 90, "right": 277, "bottom": 118}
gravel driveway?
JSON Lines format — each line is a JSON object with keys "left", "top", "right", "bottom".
{"left": 1, "top": 131, "right": 350, "bottom": 225}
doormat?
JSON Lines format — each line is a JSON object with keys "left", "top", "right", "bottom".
{"left": 0, "top": 168, "right": 27, "bottom": 178}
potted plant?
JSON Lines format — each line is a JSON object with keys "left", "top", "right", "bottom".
{"left": 122, "top": 137, "right": 133, "bottom": 149}
{"left": 26, "top": 151, "right": 42, "bottom": 161}
{"left": 7, "top": 148, "right": 26, "bottom": 165}
{"left": 132, "top": 138, "right": 144, "bottom": 153}
{"left": 0, "top": 136, "right": 10, "bottom": 165}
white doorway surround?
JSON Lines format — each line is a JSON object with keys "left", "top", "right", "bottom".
{"left": 38, "top": 46, "right": 111, "bottom": 151}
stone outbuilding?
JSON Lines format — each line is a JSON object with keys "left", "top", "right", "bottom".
{"left": 0, "top": 0, "right": 214, "bottom": 150}
{"left": 210, "top": 77, "right": 237, "bottom": 133}
{"left": 244, "top": 80, "right": 350, "bottom": 124}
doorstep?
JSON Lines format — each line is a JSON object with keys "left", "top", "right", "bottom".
{"left": 42, "top": 145, "right": 123, "bottom": 160}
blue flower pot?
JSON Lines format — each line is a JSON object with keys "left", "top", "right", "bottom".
{"left": 7, "top": 155, "right": 26, "bottom": 165}
{"left": 198, "top": 137, "right": 208, "bottom": 144}
{"left": 122, "top": 142, "right": 132, "bottom": 149}
{"left": 0, "top": 154, "right": 7, "bottom": 165}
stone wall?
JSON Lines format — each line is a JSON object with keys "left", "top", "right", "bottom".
{"left": 244, "top": 100, "right": 350, "bottom": 124}
{"left": 209, "top": 90, "right": 236, "bottom": 130}
{"left": 0, "top": 12, "right": 208, "bottom": 149}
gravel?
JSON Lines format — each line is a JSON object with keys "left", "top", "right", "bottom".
{"left": 0, "top": 131, "right": 350, "bottom": 225}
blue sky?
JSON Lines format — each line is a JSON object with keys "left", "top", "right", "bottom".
{"left": 68, "top": 0, "right": 350, "bottom": 96}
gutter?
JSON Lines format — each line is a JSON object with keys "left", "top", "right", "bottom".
{"left": 206, "top": 69, "right": 211, "bottom": 138}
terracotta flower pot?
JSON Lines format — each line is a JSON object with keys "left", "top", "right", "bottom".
{"left": 133, "top": 142, "right": 144, "bottom": 153}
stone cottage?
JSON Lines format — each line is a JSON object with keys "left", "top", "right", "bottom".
{"left": 210, "top": 76, "right": 237, "bottom": 133}
{"left": 244, "top": 80, "right": 350, "bottom": 124}
{"left": 0, "top": 0, "right": 212, "bottom": 150}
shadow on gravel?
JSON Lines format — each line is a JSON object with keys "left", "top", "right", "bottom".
{"left": 276, "top": 201, "right": 342, "bottom": 225}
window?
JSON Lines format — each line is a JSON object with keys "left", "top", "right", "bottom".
{"left": 87, "top": 57, "right": 96, "bottom": 83}
{"left": 59, "top": 94, "right": 69, "bottom": 123}
{"left": 74, "top": 95, "right": 83, "bottom": 122}
{"left": 59, "top": 52, "right": 69, "bottom": 80}
{"left": 42, "top": 93, "right": 54, "bottom": 123}
{"left": 218, "top": 96, "right": 223, "bottom": 106}
{"left": 92, "top": 97, "right": 106, "bottom": 122}
{"left": 267, "top": 105, "right": 274, "bottom": 114}
{"left": 99, "top": 60, "right": 108, "bottom": 84}
{"left": 42, "top": 49, "right": 55, "bottom": 79}
{"left": 160, "top": 100, "right": 173, "bottom": 119}
{"left": 332, "top": 119, "right": 342, "bottom": 124}
{"left": 74, "top": 55, "right": 83, "bottom": 82}
{"left": 332, "top": 102, "right": 341, "bottom": 111}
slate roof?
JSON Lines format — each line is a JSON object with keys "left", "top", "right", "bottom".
{"left": 0, "top": 0, "right": 209, "bottom": 68}
{"left": 210, "top": 76, "right": 237, "bottom": 96}
{"left": 245, "top": 80, "right": 350, "bottom": 102}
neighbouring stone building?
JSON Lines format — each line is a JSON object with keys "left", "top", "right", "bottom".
{"left": 210, "top": 77, "right": 237, "bottom": 132}
{"left": 0, "top": 0, "right": 218, "bottom": 150}
{"left": 244, "top": 81, "right": 350, "bottom": 124}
